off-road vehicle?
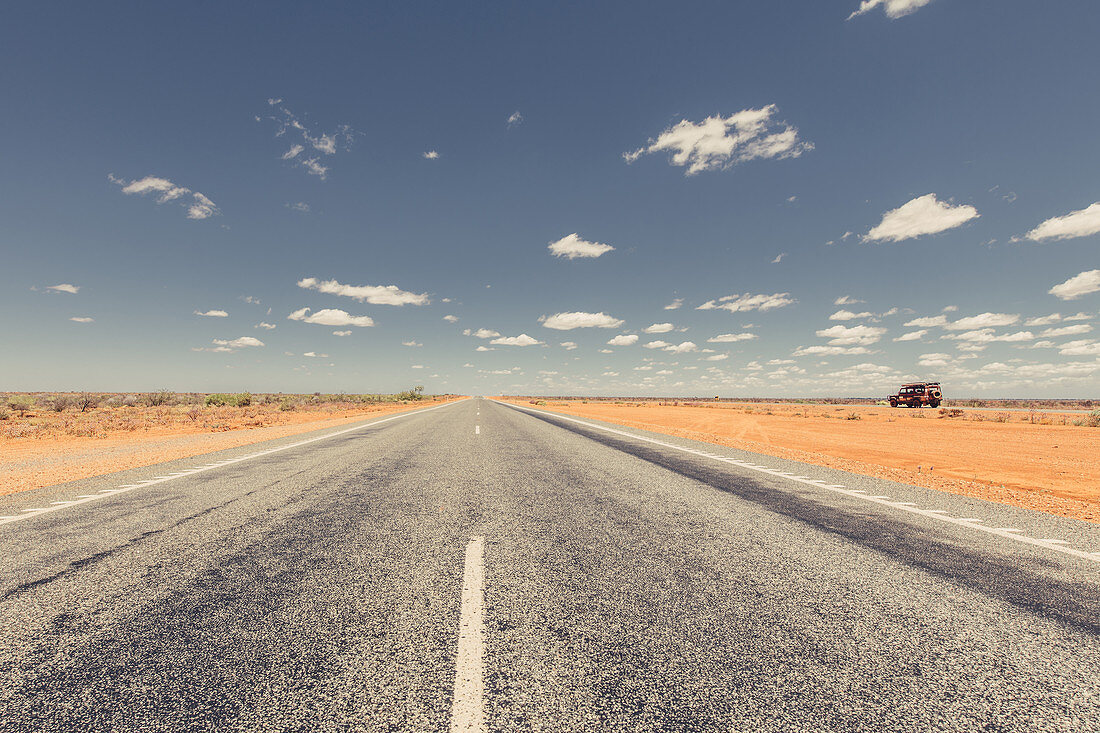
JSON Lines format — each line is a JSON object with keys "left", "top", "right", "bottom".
{"left": 888, "top": 382, "right": 942, "bottom": 408}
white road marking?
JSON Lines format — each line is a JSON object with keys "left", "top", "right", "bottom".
{"left": 475, "top": 425, "right": 480, "bottom": 435}
{"left": 450, "top": 536, "right": 486, "bottom": 733}
{"left": 0, "top": 400, "right": 466, "bottom": 527}
{"left": 498, "top": 401, "right": 1099, "bottom": 564}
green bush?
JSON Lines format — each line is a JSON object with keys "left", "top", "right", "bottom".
{"left": 145, "top": 389, "right": 176, "bottom": 407}
{"left": 1087, "top": 409, "right": 1100, "bottom": 428}
{"left": 7, "top": 395, "right": 35, "bottom": 416}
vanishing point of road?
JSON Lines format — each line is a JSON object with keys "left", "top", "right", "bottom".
{"left": 1, "top": 398, "right": 1098, "bottom": 731}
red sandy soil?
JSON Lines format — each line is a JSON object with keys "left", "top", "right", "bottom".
{"left": 0, "top": 399, "right": 459, "bottom": 497}
{"left": 502, "top": 400, "right": 1100, "bottom": 523}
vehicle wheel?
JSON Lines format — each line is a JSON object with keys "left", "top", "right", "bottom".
{"left": 929, "top": 400, "right": 940, "bottom": 408}
{"left": 889, "top": 399, "right": 897, "bottom": 408}
{"left": 910, "top": 400, "right": 920, "bottom": 408}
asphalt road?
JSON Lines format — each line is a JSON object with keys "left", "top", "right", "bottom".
{"left": 1, "top": 397, "right": 1098, "bottom": 732}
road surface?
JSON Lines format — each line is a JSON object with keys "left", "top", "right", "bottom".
{"left": 1, "top": 397, "right": 1098, "bottom": 731}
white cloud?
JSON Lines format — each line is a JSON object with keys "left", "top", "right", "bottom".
{"left": 286, "top": 201, "right": 310, "bottom": 213}
{"left": 111, "top": 174, "right": 220, "bottom": 220}
{"left": 1039, "top": 324, "right": 1092, "bottom": 338}
{"left": 298, "top": 277, "right": 430, "bottom": 306}
{"left": 560, "top": 341, "right": 578, "bottom": 350}
{"left": 771, "top": 253, "right": 786, "bottom": 264}
{"left": 697, "top": 292, "right": 795, "bottom": 313}
{"left": 1065, "top": 312, "right": 1093, "bottom": 321}
{"left": 443, "top": 314, "right": 459, "bottom": 323}
{"left": 1059, "top": 340, "right": 1100, "bottom": 356}
{"left": 507, "top": 111, "right": 523, "bottom": 127}
{"left": 69, "top": 316, "right": 94, "bottom": 323}
{"left": 475, "top": 345, "right": 495, "bottom": 352}
{"left": 255, "top": 322, "right": 276, "bottom": 330}
{"left": 464, "top": 328, "right": 501, "bottom": 339}
{"left": 194, "top": 309, "right": 229, "bottom": 318}
{"left": 540, "top": 312, "right": 624, "bottom": 330}
{"left": 904, "top": 315, "right": 948, "bottom": 328}
{"left": 599, "top": 349, "right": 614, "bottom": 354}
{"left": 212, "top": 336, "right": 265, "bottom": 349}
{"left": 333, "top": 330, "right": 351, "bottom": 336}
{"left": 1050, "top": 270, "right": 1100, "bottom": 300}
{"left": 848, "top": 0, "right": 933, "bottom": 20}
{"left": 829, "top": 309, "right": 875, "bottom": 321}
{"left": 47, "top": 284, "right": 80, "bottom": 294}
{"left": 608, "top": 334, "right": 639, "bottom": 346}
{"left": 262, "top": 100, "right": 354, "bottom": 179}
{"left": 644, "top": 323, "right": 675, "bottom": 334}
{"left": 643, "top": 340, "right": 671, "bottom": 349}
{"left": 944, "top": 329, "right": 1035, "bottom": 343}
{"left": 1026, "top": 202, "right": 1100, "bottom": 242}
{"left": 1025, "top": 313, "right": 1062, "bottom": 326}
{"left": 664, "top": 298, "right": 684, "bottom": 310}
{"left": 917, "top": 352, "right": 952, "bottom": 367}
{"left": 707, "top": 332, "right": 757, "bottom": 343}
{"left": 548, "top": 233, "right": 615, "bottom": 259}
{"left": 815, "top": 324, "right": 887, "bottom": 346}
{"left": 423, "top": 150, "right": 440, "bottom": 159}
{"left": 403, "top": 340, "right": 423, "bottom": 347}
{"left": 491, "top": 334, "right": 543, "bottom": 346}
{"left": 834, "top": 295, "right": 864, "bottom": 306}
{"left": 704, "top": 354, "right": 728, "bottom": 361}
{"left": 944, "top": 313, "right": 1020, "bottom": 330}
{"left": 287, "top": 307, "right": 375, "bottom": 327}
{"left": 893, "top": 329, "right": 927, "bottom": 342}
{"left": 624, "top": 105, "right": 812, "bottom": 175}
{"left": 793, "top": 345, "right": 873, "bottom": 356}
{"left": 864, "top": 194, "right": 979, "bottom": 243}
{"left": 302, "top": 351, "right": 328, "bottom": 358}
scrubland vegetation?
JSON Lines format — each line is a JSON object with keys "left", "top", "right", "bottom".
{"left": 0, "top": 388, "right": 440, "bottom": 440}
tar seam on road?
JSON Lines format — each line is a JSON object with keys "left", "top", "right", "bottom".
{"left": 450, "top": 535, "right": 486, "bottom": 733}
{"left": 0, "top": 399, "right": 467, "bottom": 527}
{"left": 497, "top": 401, "right": 1100, "bottom": 564}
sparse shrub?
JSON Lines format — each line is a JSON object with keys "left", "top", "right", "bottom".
{"left": 235, "top": 392, "right": 252, "bottom": 407}
{"left": 205, "top": 393, "right": 234, "bottom": 407}
{"left": 279, "top": 399, "right": 297, "bottom": 411}
{"left": 77, "top": 393, "right": 98, "bottom": 412}
{"left": 145, "top": 389, "right": 175, "bottom": 407}
{"left": 939, "top": 408, "right": 965, "bottom": 418}
{"left": 846, "top": 412, "right": 861, "bottom": 420}
{"left": 0, "top": 405, "right": 9, "bottom": 420}
{"left": 1086, "top": 410, "right": 1100, "bottom": 428}
{"left": 49, "top": 395, "right": 74, "bottom": 412}
{"left": 186, "top": 406, "right": 202, "bottom": 421}
{"left": 990, "top": 412, "right": 1011, "bottom": 423}
{"left": 121, "top": 394, "right": 139, "bottom": 407}
{"left": 7, "top": 395, "right": 35, "bottom": 416}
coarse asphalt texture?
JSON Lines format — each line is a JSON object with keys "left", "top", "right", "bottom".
{"left": 1, "top": 397, "right": 1098, "bottom": 731}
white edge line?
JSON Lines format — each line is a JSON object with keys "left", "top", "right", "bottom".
{"left": 495, "top": 401, "right": 1100, "bottom": 565}
{"left": 0, "top": 399, "right": 467, "bottom": 527}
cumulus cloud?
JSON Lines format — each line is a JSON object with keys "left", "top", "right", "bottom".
{"left": 507, "top": 111, "right": 523, "bottom": 127}
{"left": 298, "top": 277, "right": 430, "bottom": 306}
{"left": 213, "top": 336, "right": 265, "bottom": 349}
{"left": 893, "top": 330, "right": 927, "bottom": 342}
{"left": 302, "top": 351, "right": 328, "bottom": 358}
{"left": 834, "top": 295, "right": 864, "bottom": 306}
{"left": 644, "top": 323, "right": 675, "bottom": 334}
{"left": 540, "top": 312, "right": 624, "bottom": 330}
{"left": 624, "top": 105, "right": 812, "bottom": 175}
{"left": 771, "top": 253, "right": 786, "bottom": 264}
{"left": 1049, "top": 270, "right": 1100, "bottom": 300}
{"left": 607, "top": 334, "right": 639, "bottom": 346}
{"left": 1059, "top": 340, "right": 1100, "bottom": 356}
{"left": 863, "top": 194, "right": 978, "bottom": 243}
{"left": 464, "top": 328, "right": 501, "bottom": 339}
{"left": 475, "top": 345, "right": 495, "bottom": 352}
{"left": 560, "top": 341, "right": 578, "bottom": 350}
{"left": 111, "top": 174, "right": 220, "bottom": 220}
{"left": 944, "top": 313, "right": 1020, "bottom": 330}
{"left": 704, "top": 354, "right": 729, "bottom": 361}
{"left": 490, "top": 334, "right": 543, "bottom": 346}
{"left": 47, "top": 284, "right": 80, "bottom": 294}
{"left": 944, "top": 329, "right": 1035, "bottom": 343}
{"left": 664, "top": 298, "right": 684, "bottom": 310}
{"left": 548, "top": 233, "right": 614, "bottom": 259}
{"left": 195, "top": 309, "right": 229, "bottom": 318}
{"left": 918, "top": 352, "right": 952, "bottom": 367}
{"left": 261, "top": 99, "right": 354, "bottom": 179}
{"left": 69, "top": 316, "right": 94, "bottom": 323}
{"left": 333, "top": 330, "right": 351, "bottom": 336}
{"left": 286, "top": 201, "right": 310, "bottom": 213}
{"left": 255, "top": 322, "right": 276, "bottom": 329}
{"left": 1026, "top": 202, "right": 1100, "bottom": 242}
{"left": 829, "top": 309, "right": 875, "bottom": 321}
{"left": 422, "top": 150, "right": 440, "bottom": 160}
{"left": 1025, "top": 313, "right": 1063, "bottom": 326}
{"left": 288, "top": 307, "right": 375, "bottom": 327}
{"left": 815, "top": 324, "right": 887, "bottom": 346}
{"left": 848, "top": 0, "right": 933, "bottom": 20}
{"left": 904, "top": 315, "right": 948, "bottom": 328}
{"left": 644, "top": 340, "right": 671, "bottom": 349}
{"left": 402, "top": 340, "right": 423, "bottom": 347}
{"left": 1039, "top": 324, "right": 1092, "bottom": 338}
{"left": 443, "top": 314, "right": 459, "bottom": 323}
{"left": 793, "top": 345, "right": 873, "bottom": 356}
{"left": 707, "top": 332, "right": 757, "bottom": 343}
{"left": 697, "top": 293, "right": 795, "bottom": 313}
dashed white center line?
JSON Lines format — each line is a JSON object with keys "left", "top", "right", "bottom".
{"left": 475, "top": 425, "right": 480, "bottom": 435}
{"left": 450, "top": 536, "right": 486, "bottom": 733}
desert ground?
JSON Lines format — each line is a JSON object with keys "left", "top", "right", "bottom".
{"left": 500, "top": 398, "right": 1100, "bottom": 523}
{"left": 0, "top": 392, "right": 457, "bottom": 496}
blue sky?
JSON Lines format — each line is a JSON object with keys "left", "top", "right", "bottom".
{"left": 2, "top": 0, "right": 1099, "bottom": 397}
